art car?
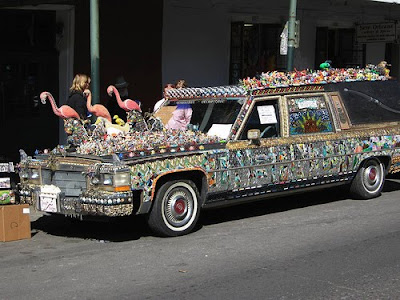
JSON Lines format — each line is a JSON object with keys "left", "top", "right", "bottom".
{"left": 16, "top": 67, "right": 400, "bottom": 236}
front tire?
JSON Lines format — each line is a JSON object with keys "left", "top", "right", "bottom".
{"left": 147, "top": 180, "right": 200, "bottom": 237}
{"left": 350, "top": 158, "right": 385, "bottom": 199}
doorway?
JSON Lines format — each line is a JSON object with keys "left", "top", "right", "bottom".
{"left": 0, "top": 9, "right": 59, "bottom": 162}
{"left": 230, "top": 22, "right": 285, "bottom": 84}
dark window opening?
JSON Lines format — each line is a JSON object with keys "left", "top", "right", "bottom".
{"left": 315, "top": 27, "right": 365, "bottom": 69}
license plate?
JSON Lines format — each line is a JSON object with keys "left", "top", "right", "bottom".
{"left": 40, "top": 194, "right": 58, "bottom": 212}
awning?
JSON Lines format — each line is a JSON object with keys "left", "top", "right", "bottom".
{"left": 369, "top": 0, "right": 400, "bottom": 3}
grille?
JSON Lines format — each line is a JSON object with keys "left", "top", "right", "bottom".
{"left": 41, "top": 170, "right": 87, "bottom": 197}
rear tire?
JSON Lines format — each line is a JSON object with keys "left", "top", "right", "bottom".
{"left": 147, "top": 180, "right": 200, "bottom": 237}
{"left": 350, "top": 158, "right": 385, "bottom": 199}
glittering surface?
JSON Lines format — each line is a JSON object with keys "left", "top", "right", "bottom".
{"left": 17, "top": 74, "right": 400, "bottom": 218}
{"left": 76, "top": 130, "right": 224, "bottom": 157}
{"left": 166, "top": 85, "right": 246, "bottom": 99}
{"left": 289, "top": 110, "right": 333, "bottom": 135}
{"left": 58, "top": 115, "right": 225, "bottom": 157}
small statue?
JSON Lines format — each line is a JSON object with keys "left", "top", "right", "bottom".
{"left": 319, "top": 60, "right": 332, "bottom": 70}
{"left": 377, "top": 61, "right": 391, "bottom": 77}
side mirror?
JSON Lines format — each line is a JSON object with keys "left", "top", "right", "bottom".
{"left": 247, "top": 129, "right": 261, "bottom": 146}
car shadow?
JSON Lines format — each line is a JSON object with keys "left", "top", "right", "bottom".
{"left": 200, "top": 175, "right": 400, "bottom": 227}
{"left": 384, "top": 173, "right": 400, "bottom": 192}
{"left": 31, "top": 213, "right": 151, "bottom": 242}
{"left": 199, "top": 185, "right": 350, "bottom": 227}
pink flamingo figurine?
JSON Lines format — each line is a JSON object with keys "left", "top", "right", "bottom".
{"left": 40, "top": 91, "right": 80, "bottom": 119}
{"left": 107, "top": 85, "right": 141, "bottom": 112}
{"left": 84, "top": 89, "right": 112, "bottom": 122}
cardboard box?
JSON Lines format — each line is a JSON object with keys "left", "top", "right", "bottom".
{"left": 0, "top": 204, "right": 31, "bottom": 242}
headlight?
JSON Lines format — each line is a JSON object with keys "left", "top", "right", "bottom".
{"left": 113, "top": 172, "right": 130, "bottom": 187}
{"left": 113, "top": 172, "right": 131, "bottom": 192}
{"left": 96, "top": 172, "right": 131, "bottom": 192}
{"left": 20, "top": 171, "right": 29, "bottom": 179}
{"left": 20, "top": 168, "right": 40, "bottom": 184}
{"left": 102, "top": 174, "right": 113, "bottom": 185}
{"left": 31, "top": 169, "right": 40, "bottom": 179}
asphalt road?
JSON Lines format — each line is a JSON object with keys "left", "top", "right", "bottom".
{"left": 1, "top": 174, "right": 400, "bottom": 300}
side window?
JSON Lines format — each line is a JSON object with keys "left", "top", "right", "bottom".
{"left": 287, "top": 95, "right": 333, "bottom": 135}
{"left": 239, "top": 99, "right": 280, "bottom": 140}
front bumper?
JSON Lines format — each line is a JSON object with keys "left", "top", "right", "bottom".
{"left": 18, "top": 184, "right": 134, "bottom": 217}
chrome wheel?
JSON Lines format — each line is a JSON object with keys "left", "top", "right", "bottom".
{"left": 361, "top": 160, "right": 383, "bottom": 194}
{"left": 350, "top": 158, "right": 385, "bottom": 199}
{"left": 148, "top": 179, "right": 201, "bottom": 236}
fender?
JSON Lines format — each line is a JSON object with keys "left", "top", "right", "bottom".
{"left": 150, "top": 167, "right": 208, "bottom": 202}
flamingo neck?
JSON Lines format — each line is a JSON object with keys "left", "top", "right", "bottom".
{"left": 113, "top": 87, "right": 125, "bottom": 109}
{"left": 47, "top": 93, "right": 62, "bottom": 117}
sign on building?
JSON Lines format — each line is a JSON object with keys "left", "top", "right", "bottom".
{"left": 280, "top": 21, "right": 300, "bottom": 55}
{"left": 356, "top": 22, "right": 396, "bottom": 43}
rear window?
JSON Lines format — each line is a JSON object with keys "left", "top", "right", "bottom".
{"left": 325, "top": 81, "right": 400, "bottom": 125}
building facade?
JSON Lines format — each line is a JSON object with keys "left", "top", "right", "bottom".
{"left": 1, "top": 0, "right": 400, "bottom": 161}
{"left": 162, "top": 0, "right": 400, "bottom": 86}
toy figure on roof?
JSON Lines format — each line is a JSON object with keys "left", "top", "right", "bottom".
{"left": 377, "top": 60, "right": 391, "bottom": 77}
{"left": 85, "top": 89, "right": 112, "bottom": 122}
{"left": 40, "top": 91, "right": 90, "bottom": 151}
{"left": 240, "top": 65, "right": 391, "bottom": 90}
{"left": 106, "top": 76, "right": 130, "bottom": 122}
{"left": 107, "top": 84, "right": 147, "bottom": 131}
{"left": 319, "top": 60, "right": 332, "bottom": 70}
{"left": 107, "top": 84, "right": 141, "bottom": 113}
{"left": 40, "top": 91, "right": 80, "bottom": 119}
{"left": 113, "top": 115, "right": 125, "bottom": 126}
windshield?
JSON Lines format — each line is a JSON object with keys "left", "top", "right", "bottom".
{"left": 157, "top": 98, "right": 244, "bottom": 139}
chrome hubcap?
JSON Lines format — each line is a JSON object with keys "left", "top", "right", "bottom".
{"left": 362, "top": 161, "right": 382, "bottom": 193}
{"left": 164, "top": 189, "right": 193, "bottom": 228}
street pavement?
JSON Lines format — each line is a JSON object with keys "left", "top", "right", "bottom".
{"left": 1, "top": 174, "right": 400, "bottom": 299}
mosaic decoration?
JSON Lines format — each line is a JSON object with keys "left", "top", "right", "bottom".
{"left": 50, "top": 114, "right": 225, "bottom": 158}
{"left": 165, "top": 85, "right": 247, "bottom": 100}
{"left": 17, "top": 73, "right": 400, "bottom": 219}
{"left": 146, "top": 116, "right": 165, "bottom": 132}
{"left": 287, "top": 96, "right": 333, "bottom": 135}
{"left": 287, "top": 96, "right": 327, "bottom": 112}
{"left": 390, "top": 154, "right": 400, "bottom": 173}
{"left": 129, "top": 150, "right": 229, "bottom": 203}
{"left": 251, "top": 85, "right": 324, "bottom": 96}
{"left": 240, "top": 66, "right": 390, "bottom": 91}
{"left": 127, "top": 110, "right": 148, "bottom": 132}
{"left": 75, "top": 130, "right": 224, "bottom": 157}
{"left": 289, "top": 110, "right": 333, "bottom": 135}
{"left": 125, "top": 129, "right": 400, "bottom": 204}
{"left": 229, "top": 99, "right": 253, "bottom": 140}
{"left": 67, "top": 191, "right": 134, "bottom": 217}
{"left": 226, "top": 133, "right": 400, "bottom": 192}
{"left": 18, "top": 125, "right": 400, "bottom": 216}
{"left": 64, "top": 118, "right": 90, "bottom": 146}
